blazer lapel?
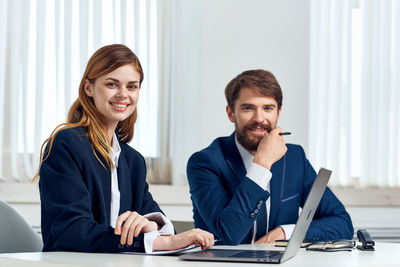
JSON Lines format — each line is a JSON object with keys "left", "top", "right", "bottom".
{"left": 221, "top": 133, "right": 247, "bottom": 184}
{"left": 95, "top": 150, "right": 112, "bottom": 223}
{"left": 268, "top": 154, "right": 285, "bottom": 230}
{"left": 116, "top": 149, "right": 132, "bottom": 215}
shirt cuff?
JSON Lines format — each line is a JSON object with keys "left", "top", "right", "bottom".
{"left": 143, "top": 230, "right": 160, "bottom": 253}
{"left": 280, "top": 224, "right": 296, "bottom": 239}
{"left": 246, "top": 162, "right": 272, "bottom": 191}
{"left": 143, "top": 212, "right": 175, "bottom": 235}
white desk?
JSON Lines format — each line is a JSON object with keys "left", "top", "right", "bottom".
{"left": 1, "top": 243, "right": 399, "bottom": 267}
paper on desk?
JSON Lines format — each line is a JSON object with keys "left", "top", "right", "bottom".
{"left": 124, "top": 244, "right": 198, "bottom": 255}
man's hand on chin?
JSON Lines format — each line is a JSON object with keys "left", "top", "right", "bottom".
{"left": 253, "top": 127, "right": 287, "bottom": 170}
{"left": 254, "top": 226, "right": 286, "bottom": 244}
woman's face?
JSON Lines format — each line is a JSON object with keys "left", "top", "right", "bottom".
{"left": 84, "top": 64, "right": 141, "bottom": 131}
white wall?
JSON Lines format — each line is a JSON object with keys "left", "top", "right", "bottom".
{"left": 171, "top": 0, "right": 310, "bottom": 184}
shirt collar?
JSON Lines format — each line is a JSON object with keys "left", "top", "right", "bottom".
{"left": 234, "top": 134, "right": 255, "bottom": 171}
{"left": 110, "top": 133, "right": 121, "bottom": 168}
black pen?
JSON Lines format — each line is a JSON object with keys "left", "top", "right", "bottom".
{"left": 279, "top": 132, "right": 291, "bottom": 136}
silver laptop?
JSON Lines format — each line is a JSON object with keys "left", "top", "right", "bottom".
{"left": 180, "top": 168, "right": 332, "bottom": 264}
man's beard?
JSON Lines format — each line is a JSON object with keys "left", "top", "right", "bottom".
{"left": 236, "top": 121, "right": 273, "bottom": 152}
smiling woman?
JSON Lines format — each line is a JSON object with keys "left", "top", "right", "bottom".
{"left": 32, "top": 44, "right": 215, "bottom": 253}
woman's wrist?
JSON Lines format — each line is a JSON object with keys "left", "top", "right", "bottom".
{"left": 153, "top": 235, "right": 173, "bottom": 251}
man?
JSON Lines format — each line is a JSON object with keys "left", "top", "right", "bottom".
{"left": 186, "top": 69, "right": 353, "bottom": 245}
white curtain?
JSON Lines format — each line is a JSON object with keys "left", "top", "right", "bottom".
{"left": 0, "top": 0, "right": 166, "bottom": 182}
{"left": 309, "top": 0, "right": 400, "bottom": 187}
{"left": 359, "top": 0, "right": 400, "bottom": 187}
{"left": 309, "top": 0, "right": 352, "bottom": 186}
{"left": 144, "top": 0, "right": 176, "bottom": 184}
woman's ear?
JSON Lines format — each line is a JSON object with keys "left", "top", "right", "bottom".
{"left": 84, "top": 79, "right": 93, "bottom": 97}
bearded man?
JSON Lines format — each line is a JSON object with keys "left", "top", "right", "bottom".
{"left": 186, "top": 69, "right": 353, "bottom": 245}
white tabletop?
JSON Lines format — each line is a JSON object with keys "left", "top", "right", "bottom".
{"left": 1, "top": 242, "right": 399, "bottom": 267}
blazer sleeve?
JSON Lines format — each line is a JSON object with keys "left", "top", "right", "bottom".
{"left": 299, "top": 149, "right": 354, "bottom": 241}
{"left": 187, "top": 151, "right": 268, "bottom": 245}
{"left": 39, "top": 130, "right": 146, "bottom": 252}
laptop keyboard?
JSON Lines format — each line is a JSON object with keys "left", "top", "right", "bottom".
{"left": 230, "top": 250, "right": 281, "bottom": 258}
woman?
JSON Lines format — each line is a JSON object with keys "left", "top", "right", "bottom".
{"left": 34, "top": 44, "right": 214, "bottom": 253}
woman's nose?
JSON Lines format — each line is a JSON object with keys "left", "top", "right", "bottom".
{"left": 116, "top": 86, "right": 128, "bottom": 98}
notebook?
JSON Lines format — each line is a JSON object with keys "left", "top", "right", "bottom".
{"left": 179, "top": 168, "right": 332, "bottom": 264}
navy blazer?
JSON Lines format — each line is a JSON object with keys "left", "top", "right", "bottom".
{"left": 39, "top": 127, "right": 163, "bottom": 252}
{"left": 187, "top": 133, "right": 353, "bottom": 245}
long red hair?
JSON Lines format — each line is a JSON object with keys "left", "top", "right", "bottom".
{"left": 33, "top": 44, "right": 143, "bottom": 181}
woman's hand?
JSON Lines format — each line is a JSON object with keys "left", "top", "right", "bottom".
{"left": 153, "top": 228, "right": 214, "bottom": 251}
{"left": 114, "top": 211, "right": 158, "bottom": 246}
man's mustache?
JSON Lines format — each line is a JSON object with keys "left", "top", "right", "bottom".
{"left": 245, "top": 122, "right": 273, "bottom": 133}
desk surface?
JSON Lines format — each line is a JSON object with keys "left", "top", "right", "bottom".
{"left": 1, "top": 243, "right": 399, "bottom": 267}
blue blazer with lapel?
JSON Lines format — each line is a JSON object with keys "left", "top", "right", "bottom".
{"left": 187, "top": 133, "right": 353, "bottom": 245}
{"left": 39, "top": 127, "right": 163, "bottom": 252}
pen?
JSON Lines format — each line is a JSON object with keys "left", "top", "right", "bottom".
{"left": 279, "top": 132, "right": 291, "bottom": 136}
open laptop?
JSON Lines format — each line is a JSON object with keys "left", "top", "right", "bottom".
{"left": 180, "top": 168, "right": 332, "bottom": 264}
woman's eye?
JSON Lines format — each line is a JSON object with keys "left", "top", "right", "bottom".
{"left": 128, "top": 85, "right": 138, "bottom": 90}
{"left": 107, "top": 83, "right": 117, "bottom": 88}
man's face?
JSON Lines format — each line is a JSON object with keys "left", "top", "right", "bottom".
{"left": 226, "top": 87, "right": 281, "bottom": 153}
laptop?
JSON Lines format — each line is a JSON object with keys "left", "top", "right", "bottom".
{"left": 180, "top": 168, "right": 332, "bottom": 264}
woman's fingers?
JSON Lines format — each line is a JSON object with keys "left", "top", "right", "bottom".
{"left": 152, "top": 229, "right": 215, "bottom": 251}
{"left": 201, "top": 230, "right": 215, "bottom": 249}
{"left": 116, "top": 212, "right": 158, "bottom": 245}
{"left": 119, "top": 212, "right": 140, "bottom": 244}
{"left": 187, "top": 229, "right": 214, "bottom": 250}
{"left": 126, "top": 217, "right": 148, "bottom": 245}
{"left": 114, "top": 211, "right": 131, "bottom": 235}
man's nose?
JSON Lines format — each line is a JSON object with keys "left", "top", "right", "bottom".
{"left": 253, "top": 109, "right": 265, "bottom": 123}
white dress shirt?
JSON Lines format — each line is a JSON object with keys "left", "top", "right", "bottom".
{"left": 109, "top": 133, "right": 174, "bottom": 252}
{"left": 234, "top": 136, "right": 295, "bottom": 243}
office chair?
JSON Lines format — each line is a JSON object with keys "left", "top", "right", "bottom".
{"left": 172, "top": 220, "right": 194, "bottom": 234}
{"left": 0, "top": 200, "right": 43, "bottom": 253}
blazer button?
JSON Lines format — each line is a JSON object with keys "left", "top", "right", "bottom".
{"left": 258, "top": 200, "right": 263, "bottom": 204}
{"left": 118, "top": 243, "right": 124, "bottom": 249}
{"left": 133, "top": 242, "right": 140, "bottom": 248}
{"left": 250, "top": 212, "right": 255, "bottom": 218}
{"left": 254, "top": 209, "right": 259, "bottom": 214}
{"left": 257, "top": 203, "right": 262, "bottom": 209}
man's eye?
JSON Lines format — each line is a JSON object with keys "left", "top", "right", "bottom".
{"left": 242, "top": 106, "right": 252, "bottom": 110}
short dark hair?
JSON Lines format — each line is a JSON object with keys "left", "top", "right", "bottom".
{"left": 225, "top": 69, "right": 283, "bottom": 111}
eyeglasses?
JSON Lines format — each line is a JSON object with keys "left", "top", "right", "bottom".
{"left": 305, "top": 240, "right": 356, "bottom": 252}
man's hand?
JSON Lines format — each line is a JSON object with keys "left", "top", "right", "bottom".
{"left": 114, "top": 211, "right": 158, "bottom": 246}
{"left": 153, "top": 228, "right": 215, "bottom": 251}
{"left": 254, "top": 226, "right": 286, "bottom": 244}
{"left": 253, "top": 127, "right": 287, "bottom": 170}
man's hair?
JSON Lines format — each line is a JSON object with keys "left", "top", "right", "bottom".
{"left": 225, "top": 69, "right": 283, "bottom": 111}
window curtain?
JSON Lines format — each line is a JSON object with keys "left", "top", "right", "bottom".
{"left": 359, "top": 0, "right": 400, "bottom": 187}
{"left": 0, "top": 0, "right": 172, "bottom": 183}
{"left": 309, "top": 0, "right": 400, "bottom": 187}
{"left": 309, "top": 0, "right": 352, "bottom": 186}
{"left": 145, "top": 0, "right": 175, "bottom": 184}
